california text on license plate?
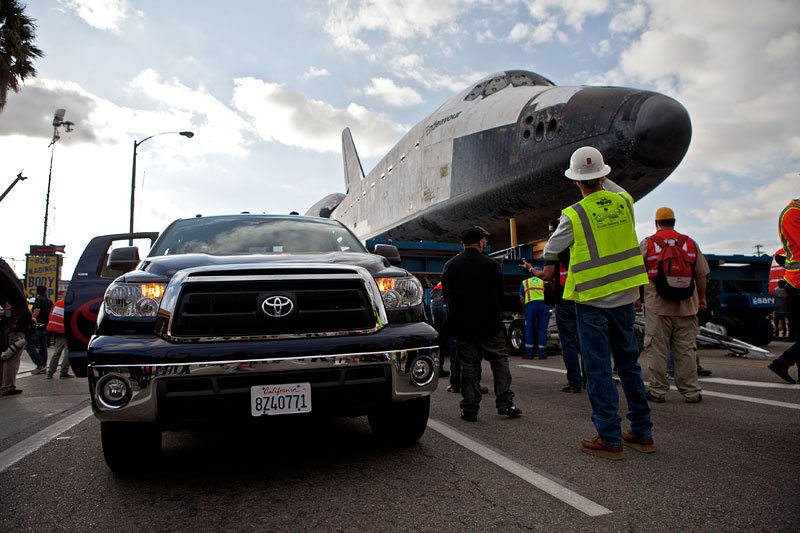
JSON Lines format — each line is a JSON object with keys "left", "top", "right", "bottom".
{"left": 250, "top": 383, "right": 312, "bottom": 416}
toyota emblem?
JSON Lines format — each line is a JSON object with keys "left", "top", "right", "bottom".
{"left": 261, "top": 295, "right": 295, "bottom": 318}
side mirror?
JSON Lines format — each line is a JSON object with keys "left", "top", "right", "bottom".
{"left": 374, "top": 244, "right": 401, "bottom": 266}
{"left": 107, "top": 247, "right": 141, "bottom": 272}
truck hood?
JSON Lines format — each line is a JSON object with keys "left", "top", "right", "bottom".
{"left": 138, "top": 252, "right": 402, "bottom": 279}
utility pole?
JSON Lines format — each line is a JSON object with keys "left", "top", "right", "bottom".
{"left": 42, "top": 109, "right": 75, "bottom": 245}
{"left": 754, "top": 244, "right": 764, "bottom": 256}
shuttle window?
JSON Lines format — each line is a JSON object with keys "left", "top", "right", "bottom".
{"left": 522, "top": 129, "right": 531, "bottom": 140}
{"left": 414, "top": 141, "right": 420, "bottom": 149}
{"left": 400, "top": 154, "right": 405, "bottom": 161}
{"left": 465, "top": 71, "right": 555, "bottom": 102}
{"left": 388, "top": 165, "right": 393, "bottom": 173}
{"left": 525, "top": 115, "right": 534, "bottom": 124}
{"left": 380, "top": 173, "right": 386, "bottom": 180}
{"left": 483, "top": 77, "right": 509, "bottom": 95}
{"left": 534, "top": 121, "right": 545, "bottom": 142}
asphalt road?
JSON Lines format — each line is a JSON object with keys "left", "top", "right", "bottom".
{"left": 1, "top": 343, "right": 798, "bottom": 532}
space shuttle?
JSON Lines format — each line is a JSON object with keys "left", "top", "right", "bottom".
{"left": 306, "top": 69, "right": 692, "bottom": 250}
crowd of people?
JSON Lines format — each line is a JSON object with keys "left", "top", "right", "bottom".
{"left": 434, "top": 146, "right": 799, "bottom": 460}
{"left": 1, "top": 277, "right": 72, "bottom": 397}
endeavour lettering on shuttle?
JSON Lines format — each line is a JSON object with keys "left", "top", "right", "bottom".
{"left": 425, "top": 111, "right": 462, "bottom": 136}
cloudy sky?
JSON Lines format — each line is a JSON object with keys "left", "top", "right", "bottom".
{"left": 1, "top": 0, "right": 798, "bottom": 279}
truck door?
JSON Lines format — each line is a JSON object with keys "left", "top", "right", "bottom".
{"left": 64, "top": 232, "right": 158, "bottom": 376}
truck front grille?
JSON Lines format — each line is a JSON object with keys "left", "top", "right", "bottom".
{"left": 168, "top": 275, "right": 378, "bottom": 338}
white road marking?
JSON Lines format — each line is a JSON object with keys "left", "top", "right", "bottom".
{"left": 676, "top": 388, "right": 800, "bottom": 410}
{"left": 427, "top": 418, "right": 612, "bottom": 517}
{"left": 518, "top": 364, "right": 566, "bottom": 374}
{"left": 518, "top": 364, "right": 800, "bottom": 409}
{"left": 0, "top": 407, "right": 93, "bottom": 474}
{"left": 699, "top": 377, "right": 799, "bottom": 389}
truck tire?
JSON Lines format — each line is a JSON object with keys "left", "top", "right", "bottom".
{"left": 101, "top": 422, "right": 161, "bottom": 474}
{"left": 750, "top": 316, "right": 774, "bottom": 347}
{"left": 368, "top": 396, "right": 430, "bottom": 446}
{"left": 506, "top": 319, "right": 526, "bottom": 356}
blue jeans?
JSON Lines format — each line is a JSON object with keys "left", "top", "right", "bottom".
{"left": 26, "top": 329, "right": 49, "bottom": 367}
{"left": 524, "top": 301, "right": 550, "bottom": 356}
{"left": 575, "top": 303, "right": 652, "bottom": 446}
{"left": 556, "top": 302, "right": 583, "bottom": 388}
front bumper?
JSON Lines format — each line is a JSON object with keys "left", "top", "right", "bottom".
{"left": 88, "top": 322, "right": 438, "bottom": 426}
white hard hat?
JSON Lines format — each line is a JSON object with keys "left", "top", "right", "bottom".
{"left": 564, "top": 146, "right": 611, "bottom": 181}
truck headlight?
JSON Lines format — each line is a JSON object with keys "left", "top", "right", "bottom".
{"left": 104, "top": 281, "right": 166, "bottom": 317}
{"left": 375, "top": 276, "right": 423, "bottom": 309}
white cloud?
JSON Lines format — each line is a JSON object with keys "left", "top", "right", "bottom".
{"left": 363, "top": 78, "right": 423, "bottom": 107}
{"left": 525, "top": 0, "right": 609, "bottom": 31}
{"left": 689, "top": 173, "right": 799, "bottom": 231}
{"left": 60, "top": 0, "right": 130, "bottom": 32}
{"left": 612, "top": 0, "right": 800, "bottom": 181}
{"left": 129, "top": 69, "right": 252, "bottom": 159}
{"left": 301, "top": 66, "right": 331, "bottom": 80}
{"left": 323, "top": 0, "right": 465, "bottom": 51}
{"left": 609, "top": 2, "right": 647, "bottom": 34}
{"left": 231, "top": 77, "right": 407, "bottom": 157}
{"left": 591, "top": 39, "right": 611, "bottom": 57}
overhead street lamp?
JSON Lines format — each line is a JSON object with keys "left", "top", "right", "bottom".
{"left": 129, "top": 131, "right": 194, "bottom": 236}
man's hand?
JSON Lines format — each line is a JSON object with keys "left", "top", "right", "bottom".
{"left": 698, "top": 297, "right": 708, "bottom": 312}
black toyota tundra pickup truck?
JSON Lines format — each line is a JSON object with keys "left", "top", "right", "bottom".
{"left": 82, "top": 214, "right": 438, "bottom": 473}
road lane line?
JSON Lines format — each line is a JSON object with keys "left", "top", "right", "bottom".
{"left": 0, "top": 406, "right": 93, "bottom": 474}
{"left": 427, "top": 419, "right": 612, "bottom": 517}
{"left": 518, "top": 365, "right": 800, "bottom": 409}
{"left": 699, "top": 377, "right": 799, "bottom": 389}
{"left": 517, "top": 364, "right": 566, "bottom": 374}
{"left": 677, "top": 388, "right": 800, "bottom": 410}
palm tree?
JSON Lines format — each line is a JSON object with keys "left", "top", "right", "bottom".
{"left": 0, "top": 0, "right": 43, "bottom": 112}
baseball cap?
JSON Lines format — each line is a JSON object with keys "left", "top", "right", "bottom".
{"left": 655, "top": 207, "right": 675, "bottom": 221}
{"left": 461, "top": 226, "right": 491, "bottom": 245}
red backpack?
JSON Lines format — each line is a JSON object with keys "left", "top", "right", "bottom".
{"left": 649, "top": 234, "right": 695, "bottom": 300}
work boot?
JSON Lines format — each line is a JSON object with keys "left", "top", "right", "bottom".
{"left": 581, "top": 436, "right": 624, "bottom": 460}
{"left": 768, "top": 360, "right": 797, "bottom": 384}
{"left": 622, "top": 429, "right": 656, "bottom": 453}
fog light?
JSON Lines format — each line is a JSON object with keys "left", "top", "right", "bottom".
{"left": 96, "top": 374, "right": 132, "bottom": 410}
{"left": 410, "top": 356, "right": 435, "bottom": 386}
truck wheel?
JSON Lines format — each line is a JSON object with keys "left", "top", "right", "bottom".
{"left": 368, "top": 396, "right": 430, "bottom": 446}
{"left": 101, "top": 422, "right": 161, "bottom": 474}
{"left": 506, "top": 319, "right": 526, "bottom": 356}
{"left": 750, "top": 316, "right": 774, "bottom": 347}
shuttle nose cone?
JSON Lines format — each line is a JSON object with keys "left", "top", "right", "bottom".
{"left": 634, "top": 94, "right": 692, "bottom": 169}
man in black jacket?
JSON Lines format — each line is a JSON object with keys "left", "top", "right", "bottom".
{"left": 442, "top": 226, "right": 522, "bottom": 422}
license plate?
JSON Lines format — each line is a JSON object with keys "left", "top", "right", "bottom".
{"left": 250, "top": 383, "right": 312, "bottom": 416}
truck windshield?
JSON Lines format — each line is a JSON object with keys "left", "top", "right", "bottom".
{"left": 148, "top": 216, "right": 366, "bottom": 256}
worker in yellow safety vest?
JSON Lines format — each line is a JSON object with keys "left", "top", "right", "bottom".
{"left": 518, "top": 274, "right": 549, "bottom": 360}
{"left": 542, "top": 146, "right": 653, "bottom": 461}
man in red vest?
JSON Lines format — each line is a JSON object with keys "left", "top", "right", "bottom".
{"left": 768, "top": 199, "right": 800, "bottom": 384}
{"left": 45, "top": 298, "right": 72, "bottom": 379}
{"left": 639, "top": 207, "right": 709, "bottom": 403}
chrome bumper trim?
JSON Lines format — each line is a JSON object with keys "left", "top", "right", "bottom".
{"left": 89, "top": 345, "right": 439, "bottom": 422}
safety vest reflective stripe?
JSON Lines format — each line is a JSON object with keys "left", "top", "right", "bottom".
{"left": 779, "top": 201, "right": 800, "bottom": 287}
{"left": 522, "top": 277, "right": 545, "bottom": 305}
{"left": 562, "top": 190, "right": 648, "bottom": 302}
{"left": 46, "top": 300, "right": 65, "bottom": 334}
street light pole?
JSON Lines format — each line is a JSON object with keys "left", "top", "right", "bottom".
{"left": 128, "top": 131, "right": 194, "bottom": 237}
